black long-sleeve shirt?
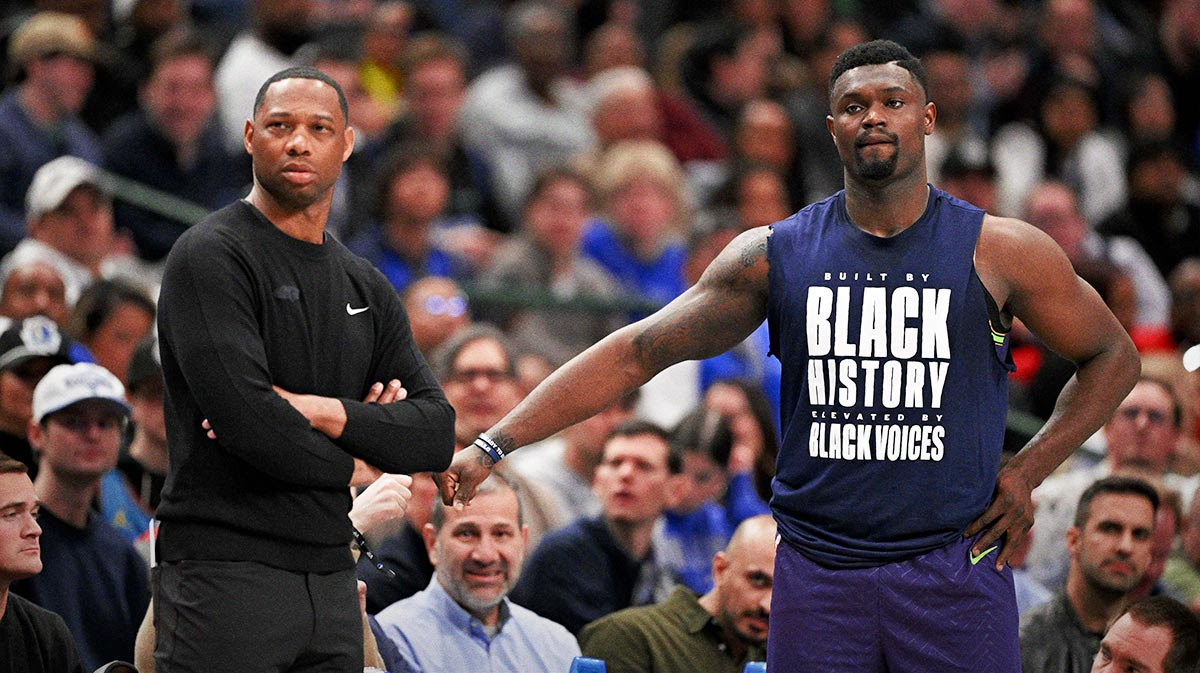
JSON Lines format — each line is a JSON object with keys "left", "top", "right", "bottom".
{"left": 155, "top": 200, "right": 455, "bottom": 572}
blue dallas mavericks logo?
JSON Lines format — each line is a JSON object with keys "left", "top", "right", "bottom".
{"left": 19, "top": 315, "right": 63, "bottom": 356}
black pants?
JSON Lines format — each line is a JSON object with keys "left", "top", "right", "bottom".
{"left": 154, "top": 560, "right": 362, "bottom": 673}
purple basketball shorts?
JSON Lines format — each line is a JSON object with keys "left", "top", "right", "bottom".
{"left": 766, "top": 534, "right": 1020, "bottom": 673}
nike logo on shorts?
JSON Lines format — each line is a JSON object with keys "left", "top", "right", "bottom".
{"left": 346, "top": 304, "right": 370, "bottom": 315}
{"left": 969, "top": 544, "right": 999, "bottom": 566}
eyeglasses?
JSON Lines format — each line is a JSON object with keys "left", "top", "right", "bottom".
{"left": 446, "top": 368, "right": 512, "bottom": 386}
{"left": 1114, "top": 406, "right": 1172, "bottom": 427}
{"left": 423, "top": 295, "right": 467, "bottom": 317}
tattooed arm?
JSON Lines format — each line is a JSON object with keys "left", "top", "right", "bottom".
{"left": 437, "top": 227, "right": 772, "bottom": 506}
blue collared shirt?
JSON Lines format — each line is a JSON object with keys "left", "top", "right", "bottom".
{"left": 371, "top": 577, "right": 580, "bottom": 673}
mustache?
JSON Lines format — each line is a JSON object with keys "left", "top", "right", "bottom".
{"left": 463, "top": 559, "right": 509, "bottom": 576}
{"left": 855, "top": 131, "right": 898, "bottom": 146}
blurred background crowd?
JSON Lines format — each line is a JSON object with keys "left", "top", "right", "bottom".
{"left": 0, "top": 0, "right": 1199, "bottom": 669}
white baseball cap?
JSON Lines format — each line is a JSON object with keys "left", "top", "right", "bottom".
{"left": 32, "top": 362, "right": 130, "bottom": 424}
{"left": 25, "top": 156, "right": 108, "bottom": 223}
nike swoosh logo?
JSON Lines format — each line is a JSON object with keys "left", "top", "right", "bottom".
{"left": 346, "top": 304, "right": 370, "bottom": 316}
{"left": 970, "top": 545, "right": 999, "bottom": 566}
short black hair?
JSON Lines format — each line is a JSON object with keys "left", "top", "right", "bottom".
{"left": 1074, "top": 475, "right": 1160, "bottom": 529}
{"left": 828, "top": 39, "right": 928, "bottom": 104}
{"left": 1119, "top": 596, "right": 1200, "bottom": 673}
{"left": 672, "top": 407, "right": 733, "bottom": 467}
{"left": 252, "top": 66, "right": 349, "bottom": 125}
{"left": 605, "top": 419, "right": 682, "bottom": 474}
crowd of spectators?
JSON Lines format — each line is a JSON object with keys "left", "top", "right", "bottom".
{"left": 0, "top": 0, "right": 1199, "bottom": 671}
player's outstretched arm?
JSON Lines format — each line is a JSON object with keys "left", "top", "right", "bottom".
{"left": 965, "top": 215, "right": 1140, "bottom": 569}
{"left": 438, "top": 226, "right": 773, "bottom": 506}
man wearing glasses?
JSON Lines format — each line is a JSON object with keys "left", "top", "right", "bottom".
{"left": 12, "top": 362, "right": 149, "bottom": 671}
{"left": 1026, "top": 377, "right": 1200, "bottom": 591}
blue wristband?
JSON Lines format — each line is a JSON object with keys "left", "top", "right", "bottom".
{"left": 473, "top": 433, "right": 505, "bottom": 463}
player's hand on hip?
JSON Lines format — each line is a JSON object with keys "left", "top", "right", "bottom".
{"left": 963, "top": 463, "right": 1035, "bottom": 571}
{"left": 435, "top": 445, "right": 495, "bottom": 509}
{"left": 350, "top": 473, "right": 414, "bottom": 533}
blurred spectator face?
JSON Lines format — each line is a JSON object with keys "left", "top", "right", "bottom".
{"left": 1104, "top": 380, "right": 1179, "bottom": 474}
{"left": 424, "top": 484, "right": 527, "bottom": 623}
{"left": 1169, "top": 260, "right": 1200, "bottom": 347}
{"left": 1127, "top": 75, "right": 1175, "bottom": 142}
{"left": 610, "top": 177, "right": 678, "bottom": 255}
{"left": 1091, "top": 612, "right": 1171, "bottom": 673}
{"left": 130, "top": 0, "right": 183, "bottom": 40}
{"left": 31, "top": 186, "right": 115, "bottom": 271}
{"left": 0, "top": 470, "right": 42, "bottom": 582}
{"left": 732, "top": 0, "right": 778, "bottom": 27}
{"left": 386, "top": 160, "right": 450, "bottom": 225}
{"left": 27, "top": 54, "right": 94, "bottom": 117}
{"left": 674, "top": 450, "right": 725, "bottom": 514}
{"left": 29, "top": 399, "right": 126, "bottom": 480}
{"left": 313, "top": 57, "right": 390, "bottom": 141}
{"left": 442, "top": 337, "right": 521, "bottom": 442}
{"left": 142, "top": 53, "right": 216, "bottom": 150}
{"left": 1068, "top": 491, "right": 1155, "bottom": 595}
{"left": 781, "top": 0, "right": 831, "bottom": 47}
{"left": 255, "top": 0, "right": 314, "bottom": 49}
{"left": 594, "top": 87, "right": 662, "bottom": 148}
{"left": 1040, "top": 83, "right": 1097, "bottom": 152}
{"left": 0, "top": 358, "right": 57, "bottom": 435}
{"left": 513, "top": 8, "right": 570, "bottom": 92}
{"left": 407, "top": 57, "right": 466, "bottom": 143}
{"left": 735, "top": 100, "right": 793, "bottom": 171}
{"left": 562, "top": 399, "right": 636, "bottom": 468}
{"left": 923, "top": 50, "right": 970, "bottom": 126}
{"left": 941, "top": 171, "right": 998, "bottom": 213}
{"left": 404, "top": 277, "right": 468, "bottom": 356}
{"left": 0, "top": 262, "right": 68, "bottom": 324}
{"left": 710, "top": 34, "right": 772, "bottom": 106}
{"left": 1133, "top": 504, "right": 1178, "bottom": 599}
{"left": 685, "top": 224, "right": 738, "bottom": 286}
{"left": 705, "top": 382, "right": 765, "bottom": 460}
{"left": 514, "top": 352, "right": 554, "bottom": 397}
{"left": 129, "top": 375, "right": 166, "bottom": 449}
{"left": 1043, "top": 0, "right": 1095, "bottom": 58}
{"left": 524, "top": 175, "right": 590, "bottom": 259}
{"left": 1184, "top": 493, "right": 1200, "bottom": 565}
{"left": 810, "top": 21, "right": 868, "bottom": 91}
{"left": 362, "top": 2, "right": 411, "bottom": 68}
{"left": 1025, "top": 183, "right": 1087, "bottom": 262}
{"left": 710, "top": 518, "right": 775, "bottom": 647}
{"left": 84, "top": 301, "right": 155, "bottom": 387}
{"left": 1130, "top": 153, "right": 1183, "bottom": 205}
{"left": 937, "top": 0, "right": 999, "bottom": 41}
{"left": 583, "top": 23, "right": 644, "bottom": 78}
{"left": 737, "top": 168, "right": 790, "bottom": 230}
{"left": 594, "top": 431, "right": 674, "bottom": 527}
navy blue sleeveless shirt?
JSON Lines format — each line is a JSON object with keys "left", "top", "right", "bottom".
{"left": 766, "top": 186, "right": 1014, "bottom": 568}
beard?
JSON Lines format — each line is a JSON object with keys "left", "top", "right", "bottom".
{"left": 853, "top": 150, "right": 899, "bottom": 181}
{"left": 439, "top": 562, "right": 512, "bottom": 616}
